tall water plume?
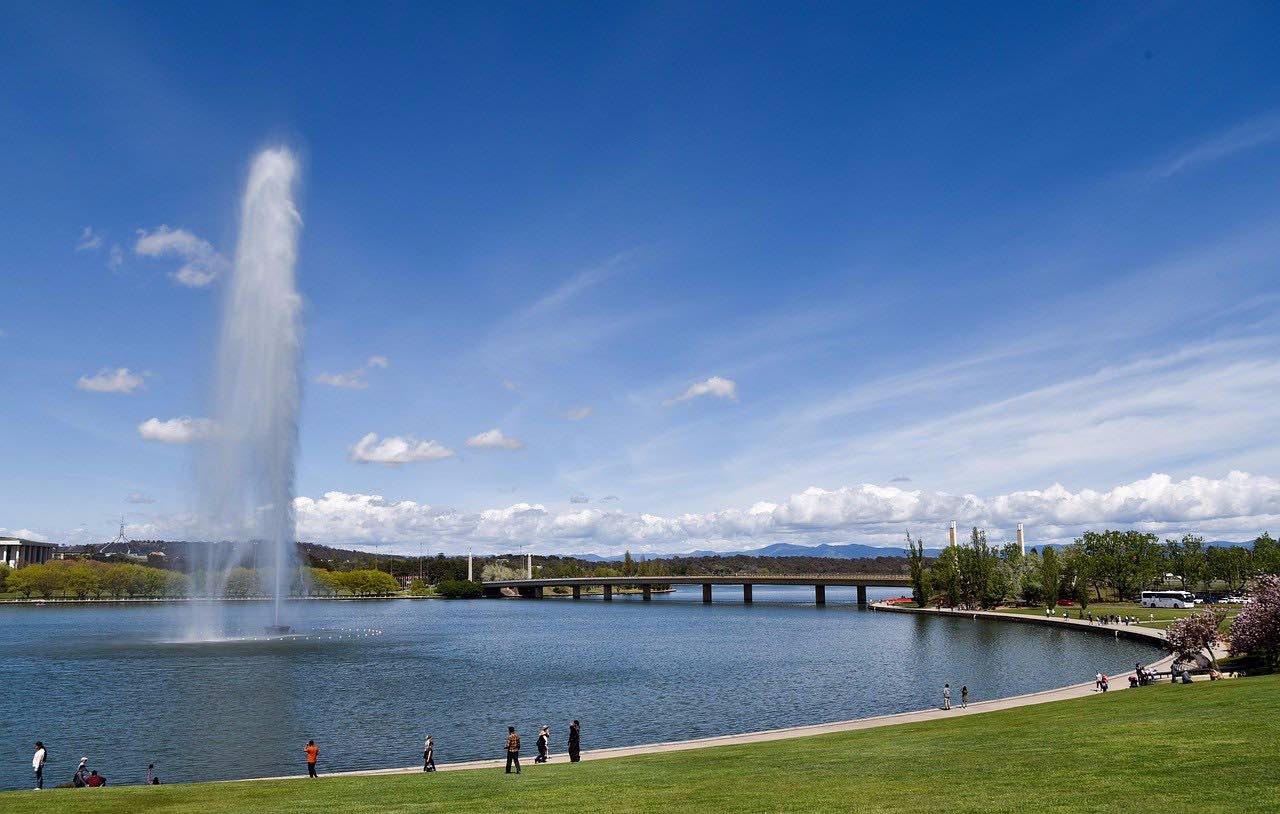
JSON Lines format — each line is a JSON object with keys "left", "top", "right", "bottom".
{"left": 190, "top": 148, "right": 302, "bottom": 637}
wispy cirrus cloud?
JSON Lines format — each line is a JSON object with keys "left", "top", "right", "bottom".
{"left": 76, "top": 226, "right": 104, "bottom": 251}
{"left": 1151, "top": 110, "right": 1280, "bottom": 180}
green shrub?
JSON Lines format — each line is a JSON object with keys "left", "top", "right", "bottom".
{"left": 436, "top": 579, "right": 482, "bottom": 599}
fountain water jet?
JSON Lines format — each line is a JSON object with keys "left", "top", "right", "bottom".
{"left": 187, "top": 148, "right": 302, "bottom": 639}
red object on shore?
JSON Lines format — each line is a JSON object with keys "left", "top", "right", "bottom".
{"left": 1056, "top": 599, "right": 1076, "bottom": 607}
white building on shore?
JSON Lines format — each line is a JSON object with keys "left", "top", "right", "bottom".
{"left": 1, "top": 537, "right": 59, "bottom": 568}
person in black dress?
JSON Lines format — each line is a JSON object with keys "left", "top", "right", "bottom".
{"left": 567, "top": 720, "right": 581, "bottom": 763}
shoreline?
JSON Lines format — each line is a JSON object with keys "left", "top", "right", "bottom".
{"left": 227, "top": 604, "right": 1174, "bottom": 785}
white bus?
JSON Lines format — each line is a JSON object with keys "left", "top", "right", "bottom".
{"left": 1140, "top": 590, "right": 1197, "bottom": 609}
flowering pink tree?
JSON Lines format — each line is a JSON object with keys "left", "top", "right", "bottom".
{"left": 1229, "top": 575, "right": 1280, "bottom": 668}
{"left": 1166, "top": 609, "right": 1223, "bottom": 669}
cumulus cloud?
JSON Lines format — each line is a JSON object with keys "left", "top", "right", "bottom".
{"left": 77, "top": 367, "right": 145, "bottom": 394}
{"left": 135, "top": 225, "right": 230, "bottom": 288}
{"left": 664, "top": 376, "right": 737, "bottom": 406}
{"left": 316, "top": 356, "right": 390, "bottom": 389}
{"left": 126, "top": 491, "right": 156, "bottom": 504}
{"left": 107, "top": 471, "right": 1277, "bottom": 555}
{"left": 350, "top": 433, "right": 454, "bottom": 465}
{"left": 565, "top": 406, "right": 593, "bottom": 420}
{"left": 466, "top": 428, "right": 525, "bottom": 450}
{"left": 138, "top": 416, "right": 215, "bottom": 444}
{"left": 76, "top": 226, "right": 104, "bottom": 251}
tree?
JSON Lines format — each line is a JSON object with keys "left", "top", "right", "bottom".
{"left": 905, "top": 532, "right": 931, "bottom": 606}
{"left": 140, "top": 567, "right": 168, "bottom": 598}
{"left": 1166, "top": 609, "right": 1223, "bottom": 669}
{"left": 408, "top": 578, "right": 433, "bottom": 596}
{"left": 63, "top": 564, "right": 101, "bottom": 599}
{"left": 0, "top": 563, "right": 9, "bottom": 593}
{"left": 930, "top": 544, "right": 960, "bottom": 608}
{"left": 224, "top": 567, "right": 261, "bottom": 597}
{"left": 1229, "top": 575, "right": 1280, "bottom": 669}
{"left": 1207, "top": 546, "right": 1253, "bottom": 593}
{"left": 436, "top": 579, "right": 483, "bottom": 599}
{"left": 1039, "top": 547, "right": 1061, "bottom": 607}
{"left": 164, "top": 571, "right": 192, "bottom": 597}
{"left": 1250, "top": 533, "right": 1279, "bottom": 578}
{"left": 6, "top": 567, "right": 36, "bottom": 598}
{"left": 1165, "top": 534, "right": 1207, "bottom": 591}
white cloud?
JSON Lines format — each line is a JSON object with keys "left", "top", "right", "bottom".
{"left": 569, "top": 494, "right": 590, "bottom": 504}
{"left": 350, "top": 433, "right": 455, "bottom": 465}
{"left": 315, "top": 355, "right": 390, "bottom": 389}
{"left": 126, "top": 491, "right": 156, "bottom": 504}
{"left": 466, "top": 428, "right": 525, "bottom": 450}
{"left": 134, "top": 225, "right": 230, "bottom": 288}
{"left": 220, "top": 471, "right": 1279, "bottom": 554}
{"left": 1152, "top": 111, "right": 1280, "bottom": 180}
{"left": 664, "top": 376, "right": 737, "bottom": 406}
{"left": 76, "top": 226, "right": 104, "bottom": 251}
{"left": 77, "top": 367, "right": 145, "bottom": 394}
{"left": 599, "top": 495, "right": 620, "bottom": 503}
{"left": 138, "top": 416, "right": 215, "bottom": 444}
{"left": 107, "top": 244, "right": 124, "bottom": 272}
{"left": 565, "top": 406, "right": 593, "bottom": 420}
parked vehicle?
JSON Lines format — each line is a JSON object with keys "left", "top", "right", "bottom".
{"left": 1140, "top": 590, "right": 1197, "bottom": 609}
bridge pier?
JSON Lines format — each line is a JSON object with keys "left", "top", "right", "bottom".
{"left": 815, "top": 585, "right": 826, "bottom": 605}
{"left": 702, "top": 584, "right": 712, "bottom": 603}
{"left": 857, "top": 585, "right": 868, "bottom": 606}
{"left": 743, "top": 584, "right": 753, "bottom": 603}
{"left": 572, "top": 585, "right": 581, "bottom": 600}
{"left": 642, "top": 585, "right": 652, "bottom": 601}
{"left": 602, "top": 585, "right": 613, "bottom": 601}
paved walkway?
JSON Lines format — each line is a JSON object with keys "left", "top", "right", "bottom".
{"left": 247, "top": 604, "right": 1177, "bottom": 783}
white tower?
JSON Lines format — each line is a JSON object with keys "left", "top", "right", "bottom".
{"left": 1016, "top": 523, "right": 1026, "bottom": 556}
{"left": 948, "top": 521, "right": 957, "bottom": 547}
{"left": 467, "top": 551, "right": 473, "bottom": 581}
{"left": 526, "top": 553, "right": 533, "bottom": 579}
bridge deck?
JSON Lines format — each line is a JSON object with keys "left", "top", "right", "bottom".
{"left": 483, "top": 574, "right": 911, "bottom": 588}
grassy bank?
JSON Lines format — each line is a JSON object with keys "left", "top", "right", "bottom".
{"left": 4, "top": 675, "right": 1277, "bottom": 813}
{"left": 999, "top": 602, "right": 1240, "bottom": 630}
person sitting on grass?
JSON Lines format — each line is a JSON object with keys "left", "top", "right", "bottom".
{"left": 85, "top": 770, "right": 107, "bottom": 787}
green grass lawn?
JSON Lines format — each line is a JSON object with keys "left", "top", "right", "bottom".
{"left": 1000, "top": 602, "right": 1239, "bottom": 631}
{"left": 4, "top": 675, "right": 1277, "bottom": 814}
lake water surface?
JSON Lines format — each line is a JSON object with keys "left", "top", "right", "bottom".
{"left": 0, "top": 586, "right": 1160, "bottom": 789}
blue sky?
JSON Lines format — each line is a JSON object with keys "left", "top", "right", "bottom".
{"left": 4, "top": 2, "right": 1280, "bottom": 554}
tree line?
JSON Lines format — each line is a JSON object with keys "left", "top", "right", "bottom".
{"left": 906, "top": 529, "right": 1280, "bottom": 610}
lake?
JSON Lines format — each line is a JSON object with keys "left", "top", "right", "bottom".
{"left": 0, "top": 586, "right": 1160, "bottom": 789}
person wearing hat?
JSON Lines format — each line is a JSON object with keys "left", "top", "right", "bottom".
{"left": 73, "top": 758, "right": 89, "bottom": 788}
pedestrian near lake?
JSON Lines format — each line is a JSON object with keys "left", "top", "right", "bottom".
{"left": 423, "top": 735, "right": 436, "bottom": 772}
{"left": 305, "top": 740, "right": 319, "bottom": 778}
{"left": 536, "top": 726, "right": 550, "bottom": 763}
{"left": 1095, "top": 672, "right": 1103, "bottom": 691}
{"left": 1100, "top": 673, "right": 1109, "bottom": 692}
{"left": 505, "top": 727, "right": 521, "bottom": 774}
{"left": 960, "top": 685, "right": 969, "bottom": 708}
{"left": 146, "top": 763, "right": 155, "bottom": 785}
{"left": 568, "top": 720, "right": 581, "bottom": 763}
{"left": 32, "top": 741, "right": 47, "bottom": 790}
{"left": 942, "top": 683, "right": 951, "bottom": 710}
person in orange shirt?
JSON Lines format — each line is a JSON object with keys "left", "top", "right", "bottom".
{"left": 305, "top": 740, "right": 319, "bottom": 778}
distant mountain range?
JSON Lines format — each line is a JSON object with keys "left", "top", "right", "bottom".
{"left": 573, "top": 538, "right": 1254, "bottom": 562}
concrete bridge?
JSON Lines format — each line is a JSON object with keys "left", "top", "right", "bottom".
{"left": 481, "top": 574, "right": 912, "bottom": 606}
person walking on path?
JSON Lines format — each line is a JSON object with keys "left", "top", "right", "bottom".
{"left": 960, "top": 685, "right": 969, "bottom": 708}
{"left": 505, "top": 727, "right": 521, "bottom": 774}
{"left": 32, "top": 742, "right": 47, "bottom": 790}
{"left": 305, "top": 740, "right": 320, "bottom": 778}
{"left": 423, "top": 735, "right": 435, "bottom": 772}
{"left": 535, "top": 726, "right": 550, "bottom": 763}
{"left": 1100, "top": 673, "right": 1109, "bottom": 692}
{"left": 568, "top": 720, "right": 581, "bottom": 763}
{"left": 942, "top": 684, "right": 951, "bottom": 710}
